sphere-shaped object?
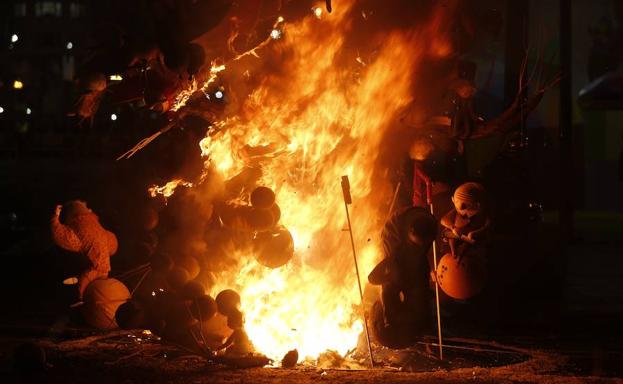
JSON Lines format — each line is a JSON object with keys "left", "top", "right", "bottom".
{"left": 82, "top": 278, "right": 131, "bottom": 330}
{"left": 190, "top": 294, "right": 217, "bottom": 321}
{"left": 253, "top": 229, "right": 294, "bottom": 269}
{"left": 436, "top": 253, "right": 487, "bottom": 300}
{"left": 181, "top": 280, "right": 205, "bottom": 300}
{"left": 250, "top": 186, "right": 276, "bottom": 209}
{"left": 247, "top": 208, "right": 274, "bottom": 231}
{"left": 269, "top": 203, "right": 281, "bottom": 224}
{"left": 167, "top": 267, "right": 190, "bottom": 290}
{"left": 177, "top": 256, "right": 200, "bottom": 280}
{"left": 115, "top": 300, "right": 146, "bottom": 330}
{"left": 226, "top": 308, "right": 244, "bottom": 330}
{"left": 215, "top": 289, "right": 241, "bottom": 317}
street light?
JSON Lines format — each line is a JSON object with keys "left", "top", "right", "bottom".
{"left": 11, "top": 34, "right": 18, "bottom": 43}
{"left": 13, "top": 80, "right": 24, "bottom": 89}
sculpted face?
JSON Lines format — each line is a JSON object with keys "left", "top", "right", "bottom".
{"left": 452, "top": 195, "right": 481, "bottom": 218}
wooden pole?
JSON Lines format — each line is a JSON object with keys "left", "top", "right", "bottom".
{"left": 341, "top": 175, "right": 374, "bottom": 368}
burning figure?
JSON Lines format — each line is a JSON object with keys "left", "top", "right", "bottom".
{"left": 367, "top": 207, "right": 437, "bottom": 348}
{"left": 51, "top": 201, "right": 118, "bottom": 298}
{"left": 440, "top": 182, "right": 490, "bottom": 261}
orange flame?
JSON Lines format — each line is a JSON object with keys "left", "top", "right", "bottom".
{"left": 148, "top": 179, "right": 193, "bottom": 198}
{"left": 160, "top": 0, "right": 457, "bottom": 363}
{"left": 199, "top": 1, "right": 443, "bottom": 362}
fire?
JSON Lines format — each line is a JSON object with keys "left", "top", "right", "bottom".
{"left": 159, "top": 0, "right": 456, "bottom": 363}
{"left": 148, "top": 179, "right": 193, "bottom": 198}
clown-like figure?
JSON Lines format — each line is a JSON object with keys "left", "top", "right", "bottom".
{"left": 440, "top": 182, "right": 490, "bottom": 261}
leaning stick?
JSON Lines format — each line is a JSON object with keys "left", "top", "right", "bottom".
{"left": 385, "top": 182, "right": 402, "bottom": 223}
{"left": 341, "top": 175, "right": 374, "bottom": 368}
{"left": 423, "top": 178, "right": 444, "bottom": 361}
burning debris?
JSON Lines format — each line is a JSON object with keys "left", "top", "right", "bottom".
{"left": 45, "top": 0, "right": 565, "bottom": 373}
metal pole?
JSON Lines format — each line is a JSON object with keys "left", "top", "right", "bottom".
{"left": 428, "top": 201, "right": 444, "bottom": 360}
{"left": 341, "top": 176, "right": 374, "bottom": 368}
{"left": 416, "top": 165, "right": 444, "bottom": 360}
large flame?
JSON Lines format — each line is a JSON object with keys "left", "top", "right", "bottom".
{"left": 165, "top": 0, "right": 454, "bottom": 363}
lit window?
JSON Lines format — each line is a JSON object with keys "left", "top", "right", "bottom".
{"left": 35, "top": 2, "right": 62, "bottom": 17}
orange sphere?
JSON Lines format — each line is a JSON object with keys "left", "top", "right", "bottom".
{"left": 215, "top": 289, "right": 241, "bottom": 317}
{"left": 250, "top": 186, "right": 276, "bottom": 209}
{"left": 82, "top": 278, "right": 130, "bottom": 330}
{"left": 177, "top": 256, "right": 200, "bottom": 280}
{"left": 436, "top": 253, "right": 487, "bottom": 300}
{"left": 253, "top": 228, "right": 294, "bottom": 269}
{"left": 247, "top": 208, "right": 275, "bottom": 231}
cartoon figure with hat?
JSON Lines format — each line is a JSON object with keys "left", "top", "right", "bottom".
{"left": 440, "top": 182, "right": 490, "bottom": 261}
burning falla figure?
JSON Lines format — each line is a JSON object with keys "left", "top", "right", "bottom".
{"left": 51, "top": 201, "right": 118, "bottom": 298}
{"left": 441, "top": 182, "right": 490, "bottom": 261}
{"left": 367, "top": 207, "right": 437, "bottom": 348}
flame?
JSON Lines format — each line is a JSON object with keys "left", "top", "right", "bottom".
{"left": 148, "top": 179, "right": 193, "bottom": 198}
{"left": 161, "top": 0, "right": 456, "bottom": 364}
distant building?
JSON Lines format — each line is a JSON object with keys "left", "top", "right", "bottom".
{"left": 0, "top": 1, "right": 88, "bottom": 154}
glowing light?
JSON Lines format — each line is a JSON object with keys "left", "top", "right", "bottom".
{"left": 0, "top": 106, "right": 4, "bottom": 114}
{"left": 270, "top": 29, "right": 282, "bottom": 40}
{"left": 66, "top": 42, "right": 73, "bottom": 50}
{"left": 164, "top": 0, "right": 457, "bottom": 363}
{"left": 13, "top": 80, "right": 24, "bottom": 89}
{"left": 26, "top": 107, "right": 31, "bottom": 115}
{"left": 110, "top": 113, "right": 117, "bottom": 121}
{"left": 215, "top": 90, "right": 224, "bottom": 99}
{"left": 313, "top": 7, "right": 323, "bottom": 18}
{"left": 148, "top": 179, "right": 193, "bottom": 198}
{"left": 109, "top": 74, "right": 123, "bottom": 81}
{"left": 10, "top": 34, "right": 18, "bottom": 43}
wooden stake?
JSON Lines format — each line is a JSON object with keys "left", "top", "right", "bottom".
{"left": 341, "top": 175, "right": 374, "bottom": 368}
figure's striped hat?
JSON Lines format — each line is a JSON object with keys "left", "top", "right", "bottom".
{"left": 453, "top": 182, "right": 486, "bottom": 204}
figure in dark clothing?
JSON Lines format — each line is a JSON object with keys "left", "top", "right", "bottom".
{"left": 367, "top": 206, "right": 437, "bottom": 348}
